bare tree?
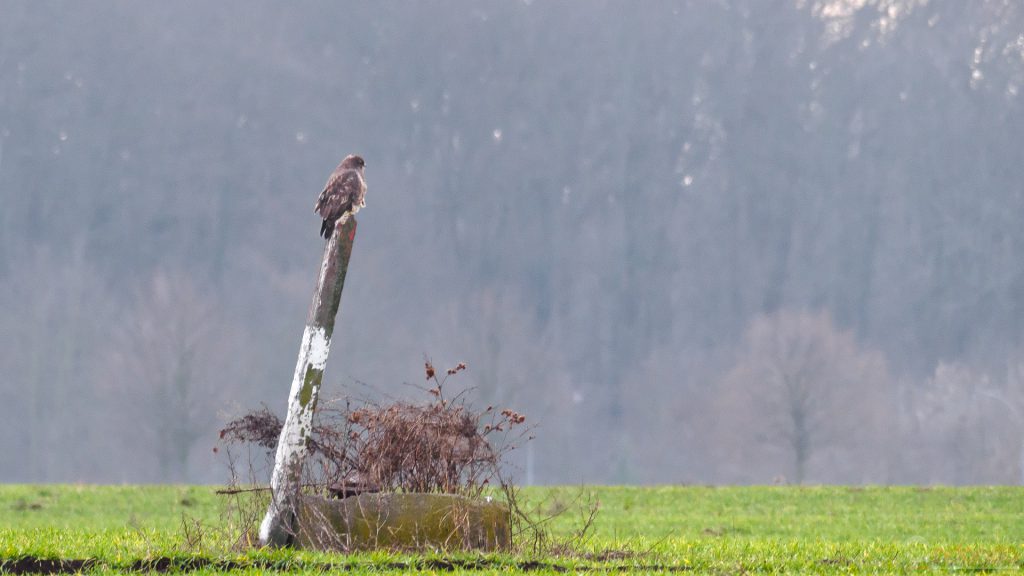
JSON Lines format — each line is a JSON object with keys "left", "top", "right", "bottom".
{"left": 0, "top": 241, "right": 113, "bottom": 481}
{"left": 905, "top": 362, "right": 1024, "bottom": 484}
{"left": 1001, "top": 358, "right": 1024, "bottom": 484}
{"left": 105, "top": 270, "right": 240, "bottom": 482}
{"left": 717, "top": 310, "right": 893, "bottom": 483}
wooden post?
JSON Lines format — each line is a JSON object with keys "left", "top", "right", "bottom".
{"left": 260, "top": 217, "right": 357, "bottom": 546}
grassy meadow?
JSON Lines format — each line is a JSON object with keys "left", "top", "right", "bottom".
{"left": 1, "top": 485, "right": 1022, "bottom": 574}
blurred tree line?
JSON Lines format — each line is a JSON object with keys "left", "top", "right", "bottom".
{"left": 1, "top": 0, "right": 1022, "bottom": 484}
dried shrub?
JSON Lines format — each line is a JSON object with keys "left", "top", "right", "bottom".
{"left": 216, "top": 360, "right": 601, "bottom": 555}
{"left": 218, "top": 407, "right": 281, "bottom": 451}
{"left": 219, "top": 360, "right": 528, "bottom": 498}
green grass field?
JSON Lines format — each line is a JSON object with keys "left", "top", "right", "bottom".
{"left": 1, "top": 485, "right": 1022, "bottom": 574}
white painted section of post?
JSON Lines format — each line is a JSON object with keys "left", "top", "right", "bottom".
{"left": 259, "top": 217, "right": 357, "bottom": 547}
{"left": 259, "top": 326, "right": 331, "bottom": 544}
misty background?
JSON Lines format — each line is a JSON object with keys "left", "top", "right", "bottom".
{"left": 2, "top": 1, "right": 1023, "bottom": 485}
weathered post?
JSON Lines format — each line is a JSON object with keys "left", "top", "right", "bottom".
{"left": 260, "top": 217, "right": 357, "bottom": 546}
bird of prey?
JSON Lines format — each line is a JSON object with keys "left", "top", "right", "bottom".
{"left": 314, "top": 154, "right": 367, "bottom": 239}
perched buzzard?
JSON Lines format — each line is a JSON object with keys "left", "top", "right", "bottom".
{"left": 314, "top": 154, "right": 367, "bottom": 239}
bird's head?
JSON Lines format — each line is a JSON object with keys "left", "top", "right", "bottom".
{"left": 340, "top": 154, "right": 366, "bottom": 171}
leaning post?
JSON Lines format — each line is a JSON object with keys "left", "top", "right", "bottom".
{"left": 260, "top": 217, "right": 357, "bottom": 547}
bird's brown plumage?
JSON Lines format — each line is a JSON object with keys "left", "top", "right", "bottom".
{"left": 314, "top": 154, "right": 367, "bottom": 239}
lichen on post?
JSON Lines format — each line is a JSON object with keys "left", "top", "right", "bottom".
{"left": 260, "top": 217, "right": 357, "bottom": 547}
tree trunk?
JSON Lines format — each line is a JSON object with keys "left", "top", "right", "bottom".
{"left": 260, "top": 217, "right": 357, "bottom": 546}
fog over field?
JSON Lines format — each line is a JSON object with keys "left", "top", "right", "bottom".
{"left": 1, "top": 1, "right": 1023, "bottom": 485}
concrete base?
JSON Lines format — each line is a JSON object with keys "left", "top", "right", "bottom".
{"left": 294, "top": 493, "right": 511, "bottom": 552}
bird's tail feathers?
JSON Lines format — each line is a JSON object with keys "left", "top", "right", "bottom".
{"left": 320, "top": 212, "right": 354, "bottom": 239}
